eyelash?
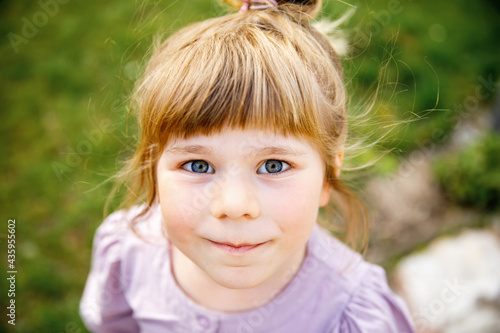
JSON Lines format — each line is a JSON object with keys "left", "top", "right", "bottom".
{"left": 180, "top": 159, "right": 294, "bottom": 176}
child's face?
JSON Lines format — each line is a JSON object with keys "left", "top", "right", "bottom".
{"left": 156, "top": 128, "right": 331, "bottom": 290}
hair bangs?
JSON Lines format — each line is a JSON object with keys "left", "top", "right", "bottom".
{"left": 136, "top": 15, "right": 334, "bottom": 150}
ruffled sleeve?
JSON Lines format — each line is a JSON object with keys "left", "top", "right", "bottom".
{"left": 336, "top": 264, "right": 415, "bottom": 333}
{"left": 79, "top": 210, "right": 140, "bottom": 333}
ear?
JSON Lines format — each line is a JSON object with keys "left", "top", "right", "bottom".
{"left": 319, "top": 181, "right": 331, "bottom": 207}
{"left": 334, "top": 150, "right": 344, "bottom": 178}
{"left": 319, "top": 150, "right": 344, "bottom": 207}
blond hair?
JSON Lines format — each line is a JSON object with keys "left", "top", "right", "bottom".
{"left": 111, "top": 0, "right": 369, "bottom": 253}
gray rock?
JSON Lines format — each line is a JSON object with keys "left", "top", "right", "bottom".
{"left": 394, "top": 229, "right": 500, "bottom": 333}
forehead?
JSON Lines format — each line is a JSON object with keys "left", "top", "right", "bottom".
{"left": 164, "top": 128, "right": 319, "bottom": 156}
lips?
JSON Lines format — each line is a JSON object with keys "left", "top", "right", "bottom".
{"left": 209, "top": 240, "right": 266, "bottom": 254}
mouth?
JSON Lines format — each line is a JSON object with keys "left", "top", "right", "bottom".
{"left": 208, "top": 240, "right": 267, "bottom": 254}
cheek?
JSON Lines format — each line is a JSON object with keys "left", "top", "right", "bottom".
{"left": 157, "top": 179, "right": 203, "bottom": 241}
{"left": 261, "top": 178, "right": 322, "bottom": 227}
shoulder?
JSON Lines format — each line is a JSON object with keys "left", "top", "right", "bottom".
{"left": 89, "top": 205, "right": 167, "bottom": 273}
{"left": 306, "top": 226, "right": 416, "bottom": 333}
{"left": 94, "top": 204, "right": 165, "bottom": 247}
{"left": 335, "top": 263, "right": 416, "bottom": 333}
{"left": 80, "top": 205, "right": 169, "bottom": 330}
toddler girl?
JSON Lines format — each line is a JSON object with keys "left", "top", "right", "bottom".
{"left": 80, "top": 0, "right": 416, "bottom": 332}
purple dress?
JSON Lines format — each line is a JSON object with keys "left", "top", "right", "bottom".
{"left": 80, "top": 206, "right": 415, "bottom": 332}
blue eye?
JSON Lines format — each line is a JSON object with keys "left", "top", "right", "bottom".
{"left": 258, "top": 160, "right": 290, "bottom": 174}
{"left": 182, "top": 160, "right": 214, "bottom": 174}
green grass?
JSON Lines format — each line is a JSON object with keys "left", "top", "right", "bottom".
{"left": 434, "top": 132, "right": 500, "bottom": 211}
{"left": 1, "top": 0, "right": 499, "bottom": 331}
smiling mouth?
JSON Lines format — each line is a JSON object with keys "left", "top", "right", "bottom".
{"left": 209, "top": 240, "right": 267, "bottom": 254}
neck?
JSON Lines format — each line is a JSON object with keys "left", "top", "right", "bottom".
{"left": 170, "top": 245, "right": 307, "bottom": 312}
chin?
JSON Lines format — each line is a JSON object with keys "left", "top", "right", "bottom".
{"left": 209, "top": 266, "right": 269, "bottom": 290}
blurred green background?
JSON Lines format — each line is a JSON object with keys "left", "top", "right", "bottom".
{"left": 1, "top": 0, "right": 499, "bottom": 331}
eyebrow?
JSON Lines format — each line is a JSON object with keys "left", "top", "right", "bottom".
{"left": 166, "top": 145, "right": 214, "bottom": 155}
{"left": 165, "top": 145, "right": 306, "bottom": 157}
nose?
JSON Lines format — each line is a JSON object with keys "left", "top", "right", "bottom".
{"left": 210, "top": 174, "right": 261, "bottom": 220}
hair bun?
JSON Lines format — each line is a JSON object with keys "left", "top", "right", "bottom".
{"left": 279, "top": 0, "right": 322, "bottom": 20}
{"left": 222, "top": 0, "right": 322, "bottom": 20}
